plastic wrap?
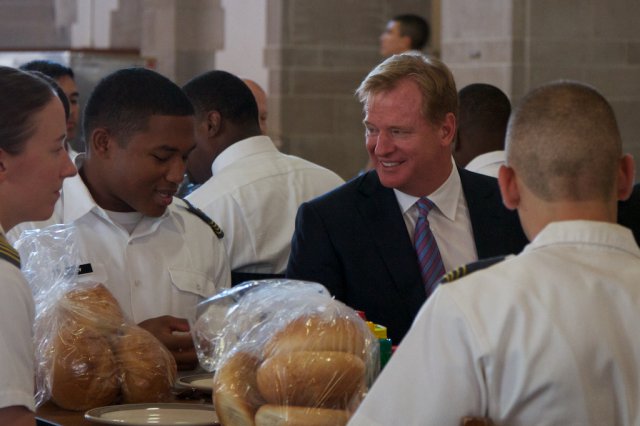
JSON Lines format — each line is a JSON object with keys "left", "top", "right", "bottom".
{"left": 15, "top": 224, "right": 177, "bottom": 410}
{"left": 191, "top": 279, "right": 380, "bottom": 426}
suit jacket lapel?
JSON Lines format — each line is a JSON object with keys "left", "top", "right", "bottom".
{"left": 355, "top": 172, "right": 427, "bottom": 309}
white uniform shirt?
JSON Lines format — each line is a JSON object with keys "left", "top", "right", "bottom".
{"left": 0, "top": 231, "right": 35, "bottom": 411}
{"left": 10, "top": 165, "right": 231, "bottom": 324}
{"left": 186, "top": 136, "right": 344, "bottom": 274}
{"left": 395, "top": 161, "right": 478, "bottom": 272}
{"left": 465, "top": 150, "right": 506, "bottom": 178}
{"left": 350, "top": 221, "right": 640, "bottom": 426}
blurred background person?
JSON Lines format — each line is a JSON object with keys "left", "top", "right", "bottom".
{"left": 453, "top": 83, "right": 511, "bottom": 177}
{"left": 0, "top": 66, "right": 76, "bottom": 426}
{"left": 19, "top": 60, "right": 82, "bottom": 152}
{"left": 243, "top": 78, "right": 268, "bottom": 135}
{"left": 379, "top": 14, "right": 430, "bottom": 57}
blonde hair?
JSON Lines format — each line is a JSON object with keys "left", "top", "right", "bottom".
{"left": 506, "top": 81, "right": 622, "bottom": 201}
{"left": 355, "top": 53, "right": 457, "bottom": 124}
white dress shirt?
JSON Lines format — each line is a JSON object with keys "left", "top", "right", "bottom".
{"left": 349, "top": 221, "right": 640, "bottom": 426}
{"left": 394, "top": 160, "right": 478, "bottom": 272}
{"left": 186, "top": 136, "right": 344, "bottom": 274}
{"left": 465, "top": 150, "right": 506, "bottom": 178}
{"left": 0, "top": 228, "right": 35, "bottom": 411}
{"left": 10, "top": 156, "right": 231, "bottom": 323}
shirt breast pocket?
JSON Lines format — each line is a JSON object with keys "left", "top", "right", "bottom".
{"left": 168, "top": 267, "right": 214, "bottom": 298}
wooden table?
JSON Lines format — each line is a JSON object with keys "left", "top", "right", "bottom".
{"left": 36, "top": 392, "right": 213, "bottom": 426}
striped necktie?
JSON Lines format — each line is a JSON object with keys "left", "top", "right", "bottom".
{"left": 0, "top": 233, "right": 21, "bottom": 269}
{"left": 414, "top": 197, "right": 445, "bottom": 296}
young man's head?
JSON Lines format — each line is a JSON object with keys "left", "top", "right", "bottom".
{"left": 356, "top": 54, "right": 458, "bottom": 197}
{"left": 82, "top": 68, "right": 196, "bottom": 217}
{"left": 453, "top": 83, "right": 511, "bottom": 168}
{"left": 500, "top": 81, "right": 635, "bottom": 238}
{"left": 20, "top": 60, "right": 80, "bottom": 142}
{"left": 380, "top": 14, "right": 430, "bottom": 57}
{"left": 182, "top": 70, "right": 261, "bottom": 184}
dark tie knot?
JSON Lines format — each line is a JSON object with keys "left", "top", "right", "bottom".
{"left": 416, "top": 197, "right": 436, "bottom": 218}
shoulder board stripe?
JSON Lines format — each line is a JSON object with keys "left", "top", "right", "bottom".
{"left": 180, "top": 198, "right": 225, "bottom": 239}
{"left": 439, "top": 255, "right": 507, "bottom": 285}
{"left": 0, "top": 234, "right": 21, "bottom": 269}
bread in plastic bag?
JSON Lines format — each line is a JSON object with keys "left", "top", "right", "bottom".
{"left": 191, "top": 279, "right": 380, "bottom": 426}
{"left": 15, "top": 224, "right": 177, "bottom": 410}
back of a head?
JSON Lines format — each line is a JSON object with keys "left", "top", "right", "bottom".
{"left": 356, "top": 53, "right": 457, "bottom": 125}
{"left": 182, "top": 70, "right": 261, "bottom": 136}
{"left": 83, "top": 68, "right": 194, "bottom": 145}
{"left": 20, "top": 59, "right": 74, "bottom": 80}
{"left": 506, "top": 81, "right": 622, "bottom": 202}
{"left": 393, "top": 14, "right": 430, "bottom": 51}
{"left": 0, "top": 66, "right": 56, "bottom": 155}
{"left": 455, "top": 83, "right": 511, "bottom": 166}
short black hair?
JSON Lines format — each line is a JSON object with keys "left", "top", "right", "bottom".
{"left": 458, "top": 83, "right": 511, "bottom": 139}
{"left": 182, "top": 70, "right": 261, "bottom": 134}
{"left": 83, "top": 67, "right": 194, "bottom": 144}
{"left": 0, "top": 66, "right": 57, "bottom": 155}
{"left": 20, "top": 59, "right": 75, "bottom": 80}
{"left": 393, "top": 14, "right": 430, "bottom": 50}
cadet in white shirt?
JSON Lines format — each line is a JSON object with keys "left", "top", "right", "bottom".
{"left": 0, "top": 67, "right": 77, "bottom": 426}
{"left": 12, "top": 68, "right": 231, "bottom": 371}
{"left": 349, "top": 81, "right": 640, "bottom": 425}
{"left": 182, "top": 70, "right": 343, "bottom": 282}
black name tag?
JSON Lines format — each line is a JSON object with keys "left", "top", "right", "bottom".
{"left": 77, "top": 263, "right": 94, "bottom": 275}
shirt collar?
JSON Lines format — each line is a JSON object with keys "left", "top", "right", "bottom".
{"left": 211, "top": 135, "right": 276, "bottom": 175}
{"left": 63, "top": 154, "right": 170, "bottom": 225}
{"left": 394, "top": 157, "right": 462, "bottom": 220}
{"left": 526, "top": 220, "right": 640, "bottom": 257}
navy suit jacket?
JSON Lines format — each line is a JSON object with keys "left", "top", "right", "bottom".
{"left": 286, "top": 169, "right": 528, "bottom": 343}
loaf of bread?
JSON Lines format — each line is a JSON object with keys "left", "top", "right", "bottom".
{"left": 256, "top": 351, "right": 365, "bottom": 408}
{"left": 50, "top": 322, "right": 120, "bottom": 411}
{"left": 263, "top": 315, "right": 367, "bottom": 359}
{"left": 116, "top": 325, "right": 177, "bottom": 404}
{"left": 255, "top": 404, "right": 349, "bottom": 426}
{"left": 214, "top": 351, "right": 266, "bottom": 426}
{"left": 59, "top": 283, "right": 125, "bottom": 332}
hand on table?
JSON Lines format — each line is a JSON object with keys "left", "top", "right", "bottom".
{"left": 138, "top": 315, "right": 199, "bottom": 371}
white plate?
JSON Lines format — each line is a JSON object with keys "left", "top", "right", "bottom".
{"left": 84, "top": 403, "right": 218, "bottom": 425}
{"left": 176, "top": 373, "right": 214, "bottom": 393}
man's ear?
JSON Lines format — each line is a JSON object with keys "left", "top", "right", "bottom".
{"left": 498, "top": 165, "right": 520, "bottom": 210}
{"left": 88, "top": 128, "right": 112, "bottom": 157}
{"left": 440, "top": 112, "right": 457, "bottom": 148}
{"left": 617, "top": 153, "right": 635, "bottom": 201}
{"left": 206, "top": 111, "right": 222, "bottom": 138}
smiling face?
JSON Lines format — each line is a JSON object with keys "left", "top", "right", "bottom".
{"left": 364, "top": 78, "right": 455, "bottom": 196}
{"left": 91, "top": 115, "right": 196, "bottom": 217}
{"left": 2, "top": 96, "right": 77, "bottom": 229}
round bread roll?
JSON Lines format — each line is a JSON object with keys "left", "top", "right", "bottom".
{"left": 115, "top": 325, "right": 177, "bottom": 404}
{"left": 255, "top": 404, "right": 350, "bottom": 426}
{"left": 214, "top": 351, "right": 265, "bottom": 426}
{"left": 60, "top": 283, "right": 125, "bottom": 332}
{"left": 50, "top": 322, "right": 120, "bottom": 411}
{"left": 256, "top": 351, "right": 365, "bottom": 408}
{"left": 263, "top": 315, "right": 367, "bottom": 359}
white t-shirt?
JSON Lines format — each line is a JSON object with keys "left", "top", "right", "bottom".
{"left": 350, "top": 221, "right": 640, "bottom": 425}
{"left": 187, "top": 135, "right": 344, "bottom": 274}
{"left": 9, "top": 166, "right": 231, "bottom": 324}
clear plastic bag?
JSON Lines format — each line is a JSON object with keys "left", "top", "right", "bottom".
{"left": 192, "top": 279, "right": 380, "bottom": 426}
{"left": 16, "top": 224, "right": 177, "bottom": 410}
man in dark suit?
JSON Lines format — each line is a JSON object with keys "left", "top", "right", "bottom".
{"left": 286, "top": 54, "right": 528, "bottom": 343}
{"left": 618, "top": 183, "right": 640, "bottom": 245}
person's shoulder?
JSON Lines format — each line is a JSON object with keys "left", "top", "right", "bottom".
{"left": 439, "top": 255, "right": 510, "bottom": 285}
{"left": 170, "top": 198, "right": 225, "bottom": 239}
